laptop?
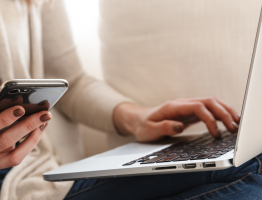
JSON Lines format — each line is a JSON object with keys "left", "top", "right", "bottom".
{"left": 43, "top": 6, "right": 262, "bottom": 182}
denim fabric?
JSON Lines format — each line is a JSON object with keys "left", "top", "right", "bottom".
{"left": 0, "top": 167, "right": 12, "bottom": 191}
{"left": 0, "top": 143, "right": 17, "bottom": 191}
{"left": 65, "top": 154, "right": 262, "bottom": 200}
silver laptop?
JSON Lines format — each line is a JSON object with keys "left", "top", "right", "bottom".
{"left": 43, "top": 6, "right": 262, "bottom": 182}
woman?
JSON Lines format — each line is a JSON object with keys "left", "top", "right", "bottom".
{"left": 0, "top": 0, "right": 260, "bottom": 199}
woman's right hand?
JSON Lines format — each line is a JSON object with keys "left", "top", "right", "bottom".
{"left": 114, "top": 97, "right": 240, "bottom": 142}
{"left": 0, "top": 106, "right": 52, "bottom": 169}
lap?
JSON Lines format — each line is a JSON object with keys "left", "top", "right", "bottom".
{"left": 168, "top": 173, "right": 262, "bottom": 200}
{"left": 65, "top": 154, "right": 262, "bottom": 200}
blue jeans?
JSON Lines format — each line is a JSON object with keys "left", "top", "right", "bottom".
{"left": 0, "top": 167, "right": 11, "bottom": 192}
{"left": 65, "top": 153, "right": 262, "bottom": 200}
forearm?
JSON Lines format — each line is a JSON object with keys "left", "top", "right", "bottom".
{"left": 113, "top": 103, "right": 149, "bottom": 136}
{"left": 56, "top": 74, "right": 133, "bottom": 134}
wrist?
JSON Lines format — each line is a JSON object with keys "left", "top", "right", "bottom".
{"left": 113, "top": 103, "right": 147, "bottom": 136}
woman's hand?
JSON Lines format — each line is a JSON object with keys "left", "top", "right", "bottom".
{"left": 113, "top": 97, "right": 240, "bottom": 142}
{"left": 0, "top": 106, "right": 52, "bottom": 169}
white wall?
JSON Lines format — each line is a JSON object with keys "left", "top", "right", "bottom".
{"left": 64, "top": 0, "right": 105, "bottom": 156}
{"left": 64, "top": 0, "right": 102, "bottom": 80}
{"left": 64, "top": 0, "right": 126, "bottom": 157}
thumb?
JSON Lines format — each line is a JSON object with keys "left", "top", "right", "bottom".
{"left": 153, "top": 120, "right": 185, "bottom": 137}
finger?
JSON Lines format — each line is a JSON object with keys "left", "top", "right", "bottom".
{"left": 0, "top": 111, "right": 52, "bottom": 152}
{"left": 0, "top": 95, "right": 23, "bottom": 113}
{"left": 38, "top": 100, "right": 50, "bottom": 109}
{"left": 23, "top": 100, "right": 50, "bottom": 116}
{"left": 175, "top": 102, "right": 221, "bottom": 138}
{"left": 180, "top": 116, "right": 200, "bottom": 126}
{"left": 196, "top": 98, "right": 238, "bottom": 133}
{"left": 152, "top": 120, "right": 185, "bottom": 138}
{"left": 186, "top": 97, "right": 240, "bottom": 122}
{"left": 0, "top": 145, "right": 15, "bottom": 153}
{"left": 0, "top": 105, "right": 25, "bottom": 130}
{"left": 214, "top": 97, "right": 240, "bottom": 123}
{"left": 2, "top": 124, "right": 47, "bottom": 168}
{"left": 11, "top": 95, "right": 23, "bottom": 106}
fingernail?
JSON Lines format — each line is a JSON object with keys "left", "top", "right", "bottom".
{"left": 40, "top": 113, "right": 52, "bottom": 122}
{"left": 39, "top": 123, "right": 48, "bottom": 132}
{"left": 215, "top": 128, "right": 222, "bottom": 138}
{"left": 173, "top": 124, "right": 184, "bottom": 133}
{"left": 231, "top": 121, "right": 239, "bottom": 130}
{"left": 13, "top": 109, "right": 25, "bottom": 117}
{"left": 237, "top": 114, "right": 241, "bottom": 121}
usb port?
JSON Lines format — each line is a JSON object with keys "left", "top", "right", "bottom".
{"left": 182, "top": 164, "right": 196, "bottom": 169}
{"left": 203, "top": 162, "right": 216, "bottom": 168}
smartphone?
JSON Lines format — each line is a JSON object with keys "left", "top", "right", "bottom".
{"left": 0, "top": 79, "right": 68, "bottom": 131}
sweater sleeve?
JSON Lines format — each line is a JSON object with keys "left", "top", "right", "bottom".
{"left": 41, "top": 0, "right": 133, "bottom": 135}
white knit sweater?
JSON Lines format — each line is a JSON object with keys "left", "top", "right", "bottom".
{"left": 0, "top": 0, "right": 131, "bottom": 199}
{"left": 99, "top": 0, "right": 261, "bottom": 133}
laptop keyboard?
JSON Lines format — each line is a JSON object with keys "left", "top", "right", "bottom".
{"left": 122, "top": 131, "right": 236, "bottom": 166}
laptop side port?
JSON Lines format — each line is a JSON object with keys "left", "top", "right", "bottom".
{"left": 153, "top": 166, "right": 176, "bottom": 170}
{"left": 203, "top": 162, "right": 216, "bottom": 168}
{"left": 182, "top": 164, "right": 196, "bottom": 169}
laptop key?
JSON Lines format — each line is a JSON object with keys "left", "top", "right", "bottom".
{"left": 214, "top": 151, "right": 224, "bottom": 155}
{"left": 123, "top": 156, "right": 147, "bottom": 166}
{"left": 141, "top": 154, "right": 170, "bottom": 164}
{"left": 206, "top": 150, "right": 220, "bottom": 155}
{"left": 181, "top": 151, "right": 201, "bottom": 158}
{"left": 208, "top": 154, "right": 221, "bottom": 159}
{"left": 137, "top": 158, "right": 149, "bottom": 162}
{"left": 191, "top": 152, "right": 213, "bottom": 160}
{"left": 220, "top": 150, "right": 228, "bottom": 154}
{"left": 157, "top": 151, "right": 187, "bottom": 162}
{"left": 173, "top": 156, "right": 191, "bottom": 161}
{"left": 226, "top": 147, "right": 234, "bottom": 152}
{"left": 193, "top": 150, "right": 207, "bottom": 154}
{"left": 156, "top": 155, "right": 181, "bottom": 163}
{"left": 122, "top": 161, "right": 137, "bottom": 166}
{"left": 210, "top": 147, "right": 224, "bottom": 151}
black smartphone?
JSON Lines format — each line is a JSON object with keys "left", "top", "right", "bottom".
{"left": 0, "top": 79, "right": 68, "bottom": 131}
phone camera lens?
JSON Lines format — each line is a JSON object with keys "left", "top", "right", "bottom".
{"left": 8, "top": 89, "right": 20, "bottom": 94}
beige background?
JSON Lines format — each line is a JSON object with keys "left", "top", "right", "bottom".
{"left": 64, "top": 0, "right": 135, "bottom": 157}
